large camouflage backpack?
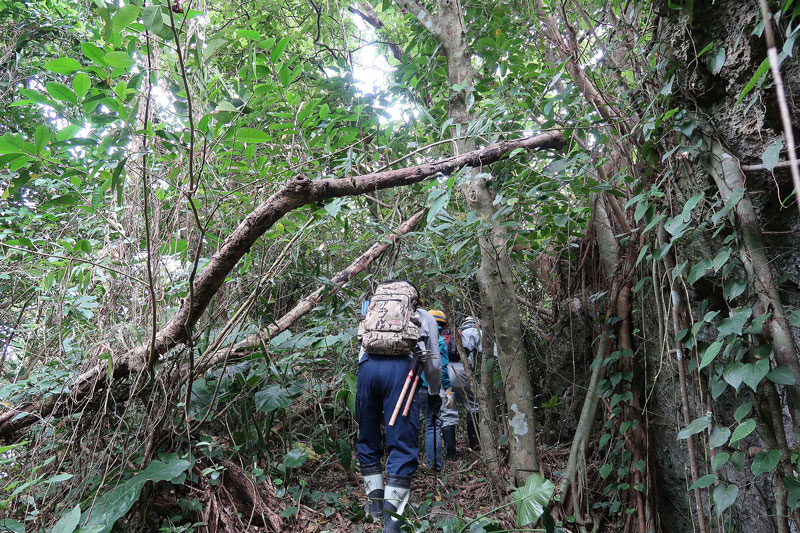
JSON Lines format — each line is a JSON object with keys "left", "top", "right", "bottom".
{"left": 358, "top": 281, "right": 421, "bottom": 356}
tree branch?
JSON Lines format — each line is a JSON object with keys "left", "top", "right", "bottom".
{"left": 393, "top": 0, "right": 442, "bottom": 40}
{"left": 0, "top": 131, "right": 563, "bottom": 442}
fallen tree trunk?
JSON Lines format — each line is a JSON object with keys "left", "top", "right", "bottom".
{"left": 0, "top": 131, "right": 562, "bottom": 442}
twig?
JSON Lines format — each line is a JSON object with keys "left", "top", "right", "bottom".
{"left": 0, "top": 243, "right": 146, "bottom": 285}
{"left": 757, "top": 0, "right": 800, "bottom": 214}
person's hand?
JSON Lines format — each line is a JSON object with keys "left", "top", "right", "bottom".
{"left": 444, "top": 388, "right": 455, "bottom": 409}
{"left": 428, "top": 393, "right": 442, "bottom": 415}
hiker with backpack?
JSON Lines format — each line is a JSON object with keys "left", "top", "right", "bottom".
{"left": 440, "top": 316, "right": 481, "bottom": 457}
{"left": 419, "top": 309, "right": 453, "bottom": 472}
{"left": 355, "top": 280, "right": 442, "bottom": 533}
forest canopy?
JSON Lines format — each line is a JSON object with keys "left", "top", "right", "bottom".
{"left": 1, "top": 0, "right": 800, "bottom": 532}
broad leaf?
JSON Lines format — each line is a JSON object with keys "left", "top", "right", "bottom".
{"left": 717, "top": 307, "right": 752, "bottom": 337}
{"left": 713, "top": 483, "right": 738, "bottom": 514}
{"left": 53, "top": 504, "right": 82, "bottom": 533}
{"left": 283, "top": 447, "right": 309, "bottom": 468}
{"left": 729, "top": 419, "right": 757, "bottom": 446}
{"left": 699, "top": 340, "right": 723, "bottom": 370}
{"left": 751, "top": 450, "right": 781, "bottom": 477}
{"left": 45, "top": 57, "right": 82, "bottom": 75}
{"left": 112, "top": 4, "right": 141, "bottom": 33}
{"left": 512, "top": 473, "right": 555, "bottom": 527}
{"left": 142, "top": 5, "right": 163, "bottom": 34}
{"left": 709, "top": 426, "right": 731, "bottom": 448}
{"left": 762, "top": 140, "right": 784, "bottom": 171}
{"left": 271, "top": 37, "right": 290, "bottom": 62}
{"left": 46, "top": 82, "right": 77, "bottom": 104}
{"left": 82, "top": 458, "right": 190, "bottom": 532}
{"left": 678, "top": 415, "right": 710, "bottom": 439}
{"left": 739, "top": 359, "right": 770, "bottom": 391}
{"left": 237, "top": 127, "right": 270, "bottom": 143}
{"left": 690, "top": 474, "right": 718, "bottom": 489}
{"left": 103, "top": 51, "right": 135, "bottom": 69}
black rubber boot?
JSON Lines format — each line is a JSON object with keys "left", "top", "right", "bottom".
{"left": 367, "top": 488, "right": 384, "bottom": 520}
{"left": 442, "top": 426, "right": 458, "bottom": 459}
{"left": 467, "top": 414, "right": 480, "bottom": 450}
{"left": 361, "top": 464, "right": 384, "bottom": 520}
{"left": 383, "top": 473, "right": 411, "bottom": 533}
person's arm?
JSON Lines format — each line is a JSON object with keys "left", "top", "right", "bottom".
{"left": 418, "top": 310, "right": 441, "bottom": 395}
{"left": 439, "top": 336, "right": 450, "bottom": 390}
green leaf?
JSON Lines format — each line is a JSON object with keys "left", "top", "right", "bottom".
{"left": 712, "top": 452, "right": 730, "bottom": 472}
{"left": 46, "top": 82, "right": 78, "bottom": 104}
{"left": 43, "top": 193, "right": 81, "bottom": 208}
{"left": 709, "top": 426, "right": 731, "bottom": 448}
{"left": 53, "top": 504, "right": 82, "bottom": 533}
{"left": 712, "top": 247, "right": 732, "bottom": 271}
{"left": 712, "top": 188, "right": 745, "bottom": 225}
{"left": 762, "top": 140, "right": 784, "bottom": 171}
{"left": 45, "top": 57, "right": 82, "bottom": 75}
{"left": 739, "top": 359, "right": 770, "bottom": 391}
{"left": 737, "top": 58, "right": 770, "bottom": 105}
{"left": 103, "top": 51, "right": 135, "bottom": 69}
{"left": 713, "top": 483, "right": 738, "bottom": 515}
{"left": 699, "top": 340, "right": 723, "bottom": 370}
{"left": 279, "top": 64, "right": 291, "bottom": 88}
{"left": 0, "top": 520, "right": 24, "bottom": 533}
{"left": 789, "top": 310, "right": 800, "bottom": 328}
{"left": 45, "top": 473, "right": 74, "bottom": 484}
{"left": 57, "top": 125, "right": 82, "bottom": 142}
{"left": 690, "top": 474, "right": 718, "bottom": 489}
{"left": 271, "top": 37, "right": 290, "bottom": 62}
{"left": 688, "top": 259, "right": 711, "bottom": 284}
{"left": 236, "top": 29, "right": 261, "bottom": 40}
{"left": 751, "top": 450, "right": 781, "bottom": 477}
{"left": 554, "top": 213, "right": 568, "bottom": 227}
{"left": 81, "top": 42, "right": 107, "bottom": 66}
{"left": 729, "top": 419, "right": 757, "bottom": 446}
{"left": 237, "top": 127, "right": 270, "bottom": 143}
{"left": 784, "top": 476, "right": 800, "bottom": 510}
{"left": 72, "top": 73, "right": 91, "bottom": 99}
{"left": 678, "top": 415, "right": 710, "bottom": 439}
{"left": 283, "top": 448, "right": 309, "bottom": 469}
{"left": 708, "top": 47, "right": 726, "bottom": 75}
{"left": 723, "top": 363, "right": 744, "bottom": 390}
{"left": 319, "top": 103, "right": 330, "bottom": 119}
{"left": 512, "top": 473, "right": 555, "bottom": 527}
{"left": 34, "top": 125, "right": 50, "bottom": 155}
{"left": 768, "top": 366, "right": 797, "bottom": 385}
{"left": 734, "top": 402, "right": 752, "bottom": 423}
{"left": 255, "top": 384, "right": 299, "bottom": 412}
{"left": 723, "top": 279, "right": 747, "bottom": 301}
{"left": 112, "top": 4, "right": 141, "bottom": 33}
{"left": 717, "top": 307, "right": 752, "bottom": 337}
{"left": 427, "top": 190, "right": 450, "bottom": 224}
{"left": 82, "top": 459, "right": 190, "bottom": 533}
{"left": 142, "top": 5, "right": 164, "bottom": 34}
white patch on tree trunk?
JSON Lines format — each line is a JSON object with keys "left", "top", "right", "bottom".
{"left": 509, "top": 403, "right": 529, "bottom": 435}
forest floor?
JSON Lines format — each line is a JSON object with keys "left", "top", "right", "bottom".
{"left": 277, "top": 439, "right": 572, "bottom": 532}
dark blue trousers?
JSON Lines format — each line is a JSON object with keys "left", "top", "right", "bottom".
{"left": 356, "top": 354, "right": 420, "bottom": 477}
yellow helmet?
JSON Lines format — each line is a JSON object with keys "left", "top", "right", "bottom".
{"left": 428, "top": 309, "right": 447, "bottom": 326}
